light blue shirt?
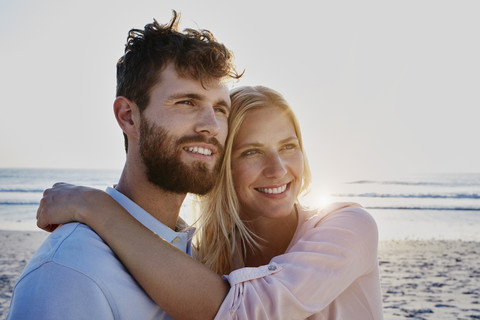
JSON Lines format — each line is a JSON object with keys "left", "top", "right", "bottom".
{"left": 7, "top": 187, "right": 194, "bottom": 319}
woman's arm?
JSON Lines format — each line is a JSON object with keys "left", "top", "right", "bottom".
{"left": 214, "top": 206, "right": 383, "bottom": 319}
{"left": 37, "top": 183, "right": 228, "bottom": 320}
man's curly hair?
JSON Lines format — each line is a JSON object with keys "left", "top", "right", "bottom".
{"left": 116, "top": 10, "right": 242, "bottom": 112}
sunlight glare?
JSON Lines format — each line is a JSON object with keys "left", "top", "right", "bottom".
{"left": 302, "top": 189, "right": 333, "bottom": 209}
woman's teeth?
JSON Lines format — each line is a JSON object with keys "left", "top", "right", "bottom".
{"left": 257, "top": 184, "right": 287, "bottom": 194}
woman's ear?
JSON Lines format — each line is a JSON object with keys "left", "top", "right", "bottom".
{"left": 113, "top": 97, "right": 140, "bottom": 139}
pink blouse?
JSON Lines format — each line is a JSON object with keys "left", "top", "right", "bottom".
{"left": 215, "top": 203, "right": 384, "bottom": 319}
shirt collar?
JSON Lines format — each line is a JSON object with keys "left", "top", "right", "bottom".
{"left": 105, "top": 187, "right": 195, "bottom": 255}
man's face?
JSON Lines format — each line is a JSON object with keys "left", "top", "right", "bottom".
{"left": 138, "top": 63, "right": 230, "bottom": 194}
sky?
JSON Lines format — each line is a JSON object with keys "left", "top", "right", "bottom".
{"left": 1, "top": 0, "right": 480, "bottom": 189}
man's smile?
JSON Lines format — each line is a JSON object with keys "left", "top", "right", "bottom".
{"left": 183, "top": 146, "right": 214, "bottom": 156}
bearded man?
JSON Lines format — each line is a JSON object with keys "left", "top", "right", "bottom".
{"left": 7, "top": 11, "right": 241, "bottom": 320}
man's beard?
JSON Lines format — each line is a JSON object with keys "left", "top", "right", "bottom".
{"left": 139, "top": 117, "right": 224, "bottom": 195}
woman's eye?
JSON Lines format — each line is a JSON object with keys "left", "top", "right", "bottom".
{"left": 242, "top": 149, "right": 258, "bottom": 156}
{"left": 283, "top": 143, "right": 297, "bottom": 150}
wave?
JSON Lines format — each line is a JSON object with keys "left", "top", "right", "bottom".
{"left": 333, "top": 193, "right": 480, "bottom": 199}
{"left": 0, "top": 201, "right": 40, "bottom": 205}
{"left": 0, "top": 188, "right": 44, "bottom": 193}
{"left": 347, "top": 180, "right": 444, "bottom": 186}
{"left": 346, "top": 180, "right": 480, "bottom": 187}
{"left": 366, "top": 206, "right": 480, "bottom": 211}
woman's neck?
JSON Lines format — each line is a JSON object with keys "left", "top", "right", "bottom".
{"left": 243, "top": 207, "right": 299, "bottom": 267}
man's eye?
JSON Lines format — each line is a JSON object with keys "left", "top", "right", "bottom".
{"left": 214, "top": 107, "right": 227, "bottom": 114}
{"left": 177, "top": 100, "right": 194, "bottom": 106}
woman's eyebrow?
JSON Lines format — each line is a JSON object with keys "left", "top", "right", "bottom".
{"left": 235, "top": 142, "right": 263, "bottom": 150}
{"left": 235, "top": 137, "right": 298, "bottom": 150}
{"left": 279, "top": 136, "right": 299, "bottom": 144}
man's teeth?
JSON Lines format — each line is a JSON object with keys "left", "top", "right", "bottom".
{"left": 185, "top": 147, "right": 212, "bottom": 156}
{"left": 257, "top": 184, "right": 287, "bottom": 194}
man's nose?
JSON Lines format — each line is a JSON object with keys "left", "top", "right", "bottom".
{"left": 194, "top": 107, "right": 220, "bottom": 137}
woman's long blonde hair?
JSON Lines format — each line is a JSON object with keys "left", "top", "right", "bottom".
{"left": 195, "top": 85, "right": 312, "bottom": 275}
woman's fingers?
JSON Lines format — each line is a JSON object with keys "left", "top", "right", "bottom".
{"left": 36, "top": 183, "right": 72, "bottom": 232}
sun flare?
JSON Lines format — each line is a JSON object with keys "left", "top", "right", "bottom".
{"left": 302, "top": 189, "right": 333, "bottom": 209}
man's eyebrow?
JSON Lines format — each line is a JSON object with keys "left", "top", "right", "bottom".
{"left": 167, "top": 92, "right": 203, "bottom": 101}
{"left": 167, "top": 93, "right": 230, "bottom": 109}
{"left": 215, "top": 99, "right": 230, "bottom": 110}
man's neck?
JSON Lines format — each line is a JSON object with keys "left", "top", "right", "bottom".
{"left": 115, "top": 164, "right": 186, "bottom": 230}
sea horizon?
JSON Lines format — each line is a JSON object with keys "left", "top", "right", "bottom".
{"left": 1, "top": 168, "right": 480, "bottom": 242}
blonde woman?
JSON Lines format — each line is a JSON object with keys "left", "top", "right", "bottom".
{"left": 37, "top": 86, "right": 383, "bottom": 319}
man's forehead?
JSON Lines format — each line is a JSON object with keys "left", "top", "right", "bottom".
{"left": 160, "top": 62, "right": 231, "bottom": 86}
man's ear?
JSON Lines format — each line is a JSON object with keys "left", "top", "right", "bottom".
{"left": 114, "top": 96, "right": 140, "bottom": 139}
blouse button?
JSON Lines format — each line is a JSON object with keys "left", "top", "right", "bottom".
{"left": 268, "top": 264, "right": 277, "bottom": 271}
{"left": 171, "top": 236, "right": 181, "bottom": 244}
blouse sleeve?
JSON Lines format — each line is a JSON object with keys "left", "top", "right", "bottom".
{"left": 214, "top": 205, "right": 380, "bottom": 319}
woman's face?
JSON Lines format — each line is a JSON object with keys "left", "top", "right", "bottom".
{"left": 231, "top": 106, "right": 304, "bottom": 221}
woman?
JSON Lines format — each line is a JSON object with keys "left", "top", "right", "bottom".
{"left": 37, "top": 86, "right": 383, "bottom": 319}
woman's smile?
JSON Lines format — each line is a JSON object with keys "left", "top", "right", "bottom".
{"left": 255, "top": 182, "right": 290, "bottom": 196}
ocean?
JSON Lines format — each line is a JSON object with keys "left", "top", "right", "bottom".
{"left": 314, "top": 172, "right": 480, "bottom": 241}
{"left": 1, "top": 168, "right": 479, "bottom": 241}
{"left": 0, "top": 168, "right": 121, "bottom": 231}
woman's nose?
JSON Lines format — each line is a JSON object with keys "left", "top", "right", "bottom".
{"left": 263, "top": 153, "right": 287, "bottom": 178}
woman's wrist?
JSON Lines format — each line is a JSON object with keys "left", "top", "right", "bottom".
{"left": 75, "top": 187, "right": 109, "bottom": 226}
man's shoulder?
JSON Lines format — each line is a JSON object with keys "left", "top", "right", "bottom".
{"left": 11, "top": 223, "right": 169, "bottom": 319}
{"left": 22, "top": 222, "right": 120, "bottom": 278}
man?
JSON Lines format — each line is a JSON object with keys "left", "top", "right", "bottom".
{"left": 7, "top": 11, "right": 241, "bottom": 319}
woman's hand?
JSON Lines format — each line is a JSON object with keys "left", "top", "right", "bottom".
{"left": 36, "top": 183, "right": 101, "bottom": 232}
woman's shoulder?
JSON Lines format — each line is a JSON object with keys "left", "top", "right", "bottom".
{"left": 301, "top": 202, "right": 370, "bottom": 222}
{"left": 297, "top": 202, "right": 378, "bottom": 240}
{"left": 285, "top": 202, "right": 379, "bottom": 264}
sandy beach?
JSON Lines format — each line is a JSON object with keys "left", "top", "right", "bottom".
{"left": 1, "top": 230, "right": 479, "bottom": 319}
{"left": 378, "top": 240, "right": 480, "bottom": 319}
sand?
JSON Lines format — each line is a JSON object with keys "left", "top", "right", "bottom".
{"left": 1, "top": 230, "right": 479, "bottom": 320}
{"left": 378, "top": 240, "right": 480, "bottom": 319}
